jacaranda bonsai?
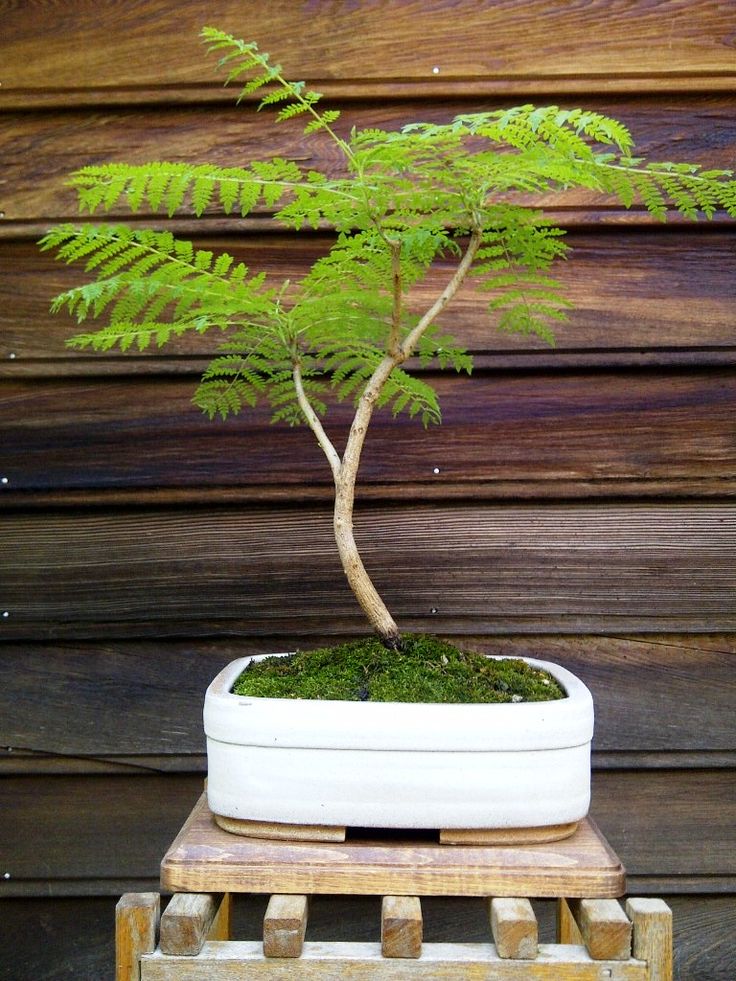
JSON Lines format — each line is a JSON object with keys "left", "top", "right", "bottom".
{"left": 41, "top": 28, "right": 736, "bottom": 655}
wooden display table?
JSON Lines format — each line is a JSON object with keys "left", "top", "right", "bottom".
{"left": 117, "top": 794, "right": 672, "bottom": 979}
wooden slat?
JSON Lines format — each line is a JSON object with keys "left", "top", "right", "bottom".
{"left": 3, "top": 370, "right": 735, "bottom": 499}
{"left": 209, "top": 893, "right": 231, "bottom": 943}
{"left": 3, "top": 0, "right": 736, "bottom": 101}
{"left": 5, "top": 230, "right": 736, "bottom": 366}
{"left": 4, "top": 97, "right": 736, "bottom": 225}
{"left": 141, "top": 942, "right": 649, "bottom": 979}
{"left": 564, "top": 899, "right": 632, "bottom": 960}
{"left": 490, "top": 898, "right": 538, "bottom": 959}
{"left": 1, "top": 635, "right": 733, "bottom": 759}
{"left": 263, "top": 895, "right": 309, "bottom": 958}
{"left": 381, "top": 896, "right": 423, "bottom": 959}
{"left": 2, "top": 503, "right": 735, "bottom": 639}
{"left": 626, "top": 898, "right": 673, "bottom": 981}
{"left": 160, "top": 893, "right": 222, "bottom": 956}
{"left": 3, "top": 895, "right": 732, "bottom": 981}
{"left": 557, "top": 898, "right": 583, "bottom": 946}
{"left": 116, "top": 893, "right": 159, "bottom": 981}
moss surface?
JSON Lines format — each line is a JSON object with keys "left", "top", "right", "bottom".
{"left": 232, "top": 635, "right": 566, "bottom": 703}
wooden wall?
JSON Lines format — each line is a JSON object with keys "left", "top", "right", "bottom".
{"left": 1, "top": 2, "right": 735, "bottom": 977}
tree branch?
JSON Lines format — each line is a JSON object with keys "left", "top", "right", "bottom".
{"left": 400, "top": 228, "right": 483, "bottom": 359}
{"left": 292, "top": 361, "right": 341, "bottom": 479}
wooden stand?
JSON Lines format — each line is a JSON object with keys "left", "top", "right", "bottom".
{"left": 117, "top": 794, "right": 673, "bottom": 980}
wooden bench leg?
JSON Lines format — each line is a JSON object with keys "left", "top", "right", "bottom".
{"left": 116, "top": 893, "right": 159, "bottom": 981}
{"left": 626, "top": 898, "right": 673, "bottom": 981}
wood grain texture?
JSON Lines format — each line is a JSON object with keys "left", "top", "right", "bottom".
{"left": 3, "top": 370, "right": 735, "bottom": 500}
{"left": 161, "top": 799, "right": 624, "bottom": 898}
{"left": 1, "top": 6, "right": 734, "bottom": 974}
{"left": 3, "top": 895, "right": 732, "bottom": 981}
{"left": 381, "top": 896, "right": 423, "bottom": 959}
{"left": 140, "top": 942, "right": 649, "bottom": 979}
{"left": 3, "top": 0, "right": 736, "bottom": 101}
{"left": 160, "top": 892, "right": 222, "bottom": 955}
{"left": 4, "top": 97, "right": 736, "bottom": 225}
{"left": 116, "top": 892, "right": 159, "bottom": 981}
{"left": 2, "top": 771, "right": 731, "bottom": 893}
{"left": 490, "top": 898, "right": 538, "bottom": 959}
{"left": 263, "top": 894, "right": 309, "bottom": 958}
{"left": 626, "top": 898, "right": 673, "bottom": 981}
{"left": 5, "top": 231, "right": 736, "bottom": 367}
{"left": 2, "top": 503, "right": 735, "bottom": 639}
{"left": 565, "top": 899, "right": 632, "bottom": 960}
{"left": 1, "top": 635, "right": 733, "bottom": 759}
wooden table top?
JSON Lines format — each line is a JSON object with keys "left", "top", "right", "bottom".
{"left": 161, "top": 795, "right": 626, "bottom": 898}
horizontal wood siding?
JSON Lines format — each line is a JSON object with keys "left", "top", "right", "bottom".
{"left": 1, "top": 3, "right": 734, "bottom": 978}
{"left": 2, "top": 635, "right": 734, "bottom": 759}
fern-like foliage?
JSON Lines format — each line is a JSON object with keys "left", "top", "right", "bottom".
{"left": 42, "top": 27, "right": 736, "bottom": 440}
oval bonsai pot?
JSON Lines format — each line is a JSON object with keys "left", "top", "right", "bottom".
{"left": 204, "top": 654, "right": 594, "bottom": 836}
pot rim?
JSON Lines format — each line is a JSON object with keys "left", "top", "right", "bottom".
{"left": 204, "top": 653, "right": 595, "bottom": 752}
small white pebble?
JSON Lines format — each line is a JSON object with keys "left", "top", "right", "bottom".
{"left": 430, "top": 607, "right": 438, "bottom": 614}
{"left": 1, "top": 477, "right": 8, "bottom": 485}
{"left": 432, "top": 467, "right": 440, "bottom": 475}
{"left": 432, "top": 66, "right": 440, "bottom": 74}
{"left": 8, "top": 353, "right": 16, "bottom": 360}
{"left": 511, "top": 694, "right": 523, "bottom": 703}
{"left": 2, "top": 612, "right": 8, "bottom": 619}
{"left": 3, "top": 873, "right": 10, "bottom": 880}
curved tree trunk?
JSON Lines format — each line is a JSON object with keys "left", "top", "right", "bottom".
{"left": 333, "top": 467, "right": 401, "bottom": 647}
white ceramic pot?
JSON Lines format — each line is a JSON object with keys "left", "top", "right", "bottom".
{"left": 204, "top": 654, "right": 594, "bottom": 832}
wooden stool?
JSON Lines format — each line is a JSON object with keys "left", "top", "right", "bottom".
{"left": 117, "top": 793, "right": 672, "bottom": 979}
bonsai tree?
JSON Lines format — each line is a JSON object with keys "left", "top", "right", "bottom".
{"left": 41, "top": 28, "right": 736, "bottom": 653}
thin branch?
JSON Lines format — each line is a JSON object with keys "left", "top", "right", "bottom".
{"left": 292, "top": 360, "right": 341, "bottom": 479}
{"left": 399, "top": 228, "right": 483, "bottom": 360}
{"left": 388, "top": 240, "right": 402, "bottom": 356}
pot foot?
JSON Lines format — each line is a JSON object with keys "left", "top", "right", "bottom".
{"left": 213, "top": 813, "right": 579, "bottom": 845}
{"left": 214, "top": 814, "right": 347, "bottom": 842}
{"left": 440, "top": 822, "right": 579, "bottom": 845}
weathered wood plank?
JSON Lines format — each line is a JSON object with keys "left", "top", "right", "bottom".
{"left": 490, "top": 898, "right": 538, "bottom": 959}
{"left": 116, "top": 893, "right": 159, "bottom": 981}
{"left": 626, "top": 898, "right": 673, "bottom": 981}
{"left": 3, "top": 0, "right": 735, "bottom": 101}
{"left": 565, "top": 899, "right": 632, "bottom": 960}
{"left": 1, "top": 635, "right": 733, "bottom": 759}
{"left": 162, "top": 803, "right": 624, "bottom": 899}
{"left": 2, "top": 371, "right": 736, "bottom": 498}
{"left": 4, "top": 97, "right": 736, "bottom": 224}
{"left": 5, "top": 230, "right": 736, "bottom": 366}
{"left": 2, "top": 503, "right": 735, "bottom": 639}
{"left": 263, "top": 895, "right": 309, "bottom": 958}
{"left": 141, "top": 941, "right": 648, "bottom": 979}
{"left": 160, "top": 893, "right": 222, "bottom": 956}
{"left": 3, "top": 895, "right": 733, "bottom": 981}
{"left": 381, "top": 896, "right": 423, "bottom": 959}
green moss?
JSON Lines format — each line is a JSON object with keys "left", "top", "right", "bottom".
{"left": 232, "top": 635, "right": 566, "bottom": 703}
